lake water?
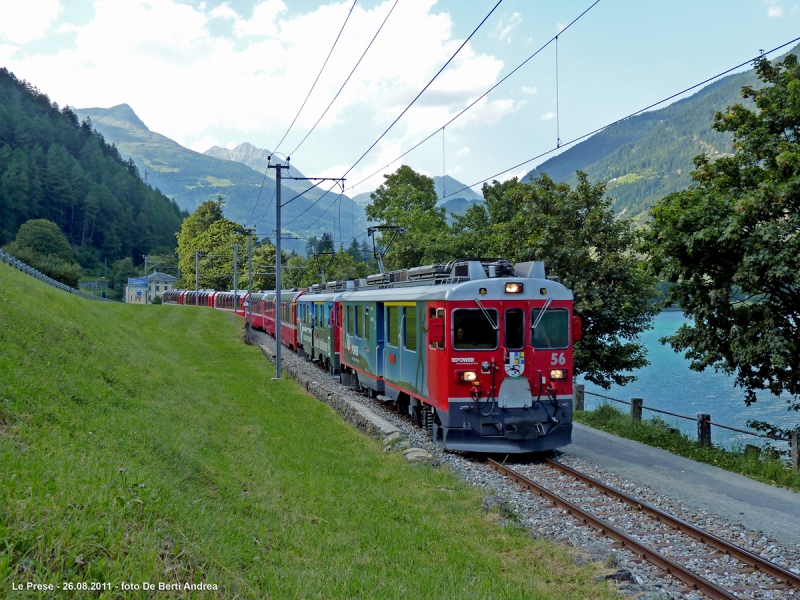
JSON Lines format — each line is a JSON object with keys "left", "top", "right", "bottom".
{"left": 579, "top": 311, "right": 798, "bottom": 451}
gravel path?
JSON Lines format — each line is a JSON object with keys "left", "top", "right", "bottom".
{"left": 251, "top": 330, "right": 800, "bottom": 599}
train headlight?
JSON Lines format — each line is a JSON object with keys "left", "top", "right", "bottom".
{"left": 457, "top": 371, "right": 479, "bottom": 382}
{"left": 549, "top": 369, "right": 568, "bottom": 380}
{"left": 505, "top": 282, "right": 524, "bottom": 294}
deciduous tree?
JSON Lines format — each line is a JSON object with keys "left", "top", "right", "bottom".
{"left": 646, "top": 54, "right": 800, "bottom": 425}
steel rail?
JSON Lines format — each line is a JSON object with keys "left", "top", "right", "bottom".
{"left": 489, "top": 459, "right": 749, "bottom": 600}
{"left": 542, "top": 458, "right": 800, "bottom": 590}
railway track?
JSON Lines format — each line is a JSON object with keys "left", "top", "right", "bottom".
{"left": 488, "top": 458, "right": 800, "bottom": 599}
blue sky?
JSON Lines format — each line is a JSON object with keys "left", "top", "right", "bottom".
{"left": 2, "top": 0, "right": 799, "bottom": 195}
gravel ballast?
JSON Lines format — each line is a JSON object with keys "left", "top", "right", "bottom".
{"left": 251, "top": 330, "right": 800, "bottom": 599}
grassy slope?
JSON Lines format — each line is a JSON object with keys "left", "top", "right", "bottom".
{"left": 0, "top": 263, "right": 617, "bottom": 599}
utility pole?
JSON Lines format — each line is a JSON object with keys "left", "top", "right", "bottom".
{"left": 247, "top": 231, "right": 253, "bottom": 343}
{"left": 268, "top": 159, "right": 290, "bottom": 379}
{"left": 195, "top": 251, "right": 199, "bottom": 306}
{"left": 267, "top": 156, "right": 345, "bottom": 379}
{"left": 233, "top": 243, "right": 239, "bottom": 317}
{"left": 143, "top": 254, "right": 149, "bottom": 304}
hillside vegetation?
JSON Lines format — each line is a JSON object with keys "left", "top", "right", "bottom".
{"left": 0, "top": 69, "right": 185, "bottom": 266}
{"left": 0, "top": 263, "right": 615, "bottom": 599}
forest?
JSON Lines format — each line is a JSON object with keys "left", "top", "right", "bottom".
{"left": 0, "top": 68, "right": 186, "bottom": 271}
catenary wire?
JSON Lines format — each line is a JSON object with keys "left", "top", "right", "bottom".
{"left": 272, "top": 0, "right": 357, "bottom": 157}
{"left": 441, "top": 35, "right": 800, "bottom": 200}
{"left": 345, "top": 0, "right": 601, "bottom": 192}
{"left": 246, "top": 0, "right": 357, "bottom": 226}
{"left": 341, "top": 0, "right": 503, "bottom": 180}
{"left": 282, "top": 0, "right": 504, "bottom": 231}
{"left": 288, "top": 0, "right": 400, "bottom": 158}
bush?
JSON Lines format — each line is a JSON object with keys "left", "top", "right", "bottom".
{"left": 2, "top": 244, "right": 82, "bottom": 288}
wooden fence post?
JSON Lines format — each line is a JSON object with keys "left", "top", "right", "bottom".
{"left": 630, "top": 398, "right": 643, "bottom": 422}
{"left": 697, "top": 413, "right": 711, "bottom": 446}
{"left": 791, "top": 429, "right": 799, "bottom": 473}
{"left": 574, "top": 384, "right": 585, "bottom": 411}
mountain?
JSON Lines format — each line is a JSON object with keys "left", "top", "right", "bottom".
{"left": 73, "top": 105, "right": 368, "bottom": 246}
{"left": 0, "top": 68, "right": 185, "bottom": 266}
{"left": 204, "top": 142, "right": 310, "bottom": 190}
{"left": 525, "top": 45, "right": 800, "bottom": 219}
{"left": 433, "top": 175, "right": 483, "bottom": 204}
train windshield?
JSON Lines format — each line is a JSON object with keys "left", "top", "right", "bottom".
{"left": 453, "top": 309, "right": 498, "bottom": 350}
{"left": 531, "top": 309, "right": 569, "bottom": 349}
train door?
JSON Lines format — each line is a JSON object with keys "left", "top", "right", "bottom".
{"left": 383, "top": 303, "right": 402, "bottom": 389}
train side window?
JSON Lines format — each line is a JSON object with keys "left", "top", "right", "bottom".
{"left": 387, "top": 306, "right": 398, "bottom": 347}
{"left": 404, "top": 306, "right": 417, "bottom": 352}
{"left": 436, "top": 308, "right": 445, "bottom": 349}
{"left": 347, "top": 306, "right": 354, "bottom": 336}
{"left": 365, "top": 307, "right": 370, "bottom": 341}
{"left": 505, "top": 309, "right": 524, "bottom": 350}
{"left": 531, "top": 309, "right": 569, "bottom": 349}
{"left": 355, "top": 305, "right": 362, "bottom": 338}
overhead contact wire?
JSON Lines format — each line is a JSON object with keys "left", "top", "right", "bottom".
{"left": 346, "top": 0, "right": 601, "bottom": 192}
{"left": 286, "top": 0, "right": 504, "bottom": 231}
{"left": 441, "top": 35, "right": 800, "bottom": 201}
{"left": 289, "top": 0, "right": 400, "bottom": 158}
{"left": 247, "top": 0, "right": 357, "bottom": 227}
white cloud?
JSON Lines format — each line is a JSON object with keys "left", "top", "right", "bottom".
{"left": 498, "top": 168, "right": 529, "bottom": 183}
{"left": 541, "top": 112, "right": 557, "bottom": 121}
{"left": 225, "top": 141, "right": 237, "bottom": 150}
{"left": 494, "top": 12, "right": 522, "bottom": 42}
{"left": 0, "top": 0, "right": 62, "bottom": 44}
{"left": 768, "top": 5, "right": 784, "bottom": 16}
{"left": 54, "top": 22, "right": 81, "bottom": 34}
{"left": 4, "top": 0, "right": 519, "bottom": 195}
{"left": 209, "top": 3, "right": 238, "bottom": 20}
{"left": 521, "top": 86, "right": 537, "bottom": 95}
{"left": 234, "top": 0, "right": 287, "bottom": 37}
{"left": 455, "top": 146, "right": 470, "bottom": 158}
{"left": 190, "top": 134, "right": 220, "bottom": 152}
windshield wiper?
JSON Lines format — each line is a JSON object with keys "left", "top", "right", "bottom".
{"left": 474, "top": 298, "right": 498, "bottom": 330}
{"left": 532, "top": 298, "right": 553, "bottom": 330}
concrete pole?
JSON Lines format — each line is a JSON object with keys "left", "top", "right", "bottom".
{"left": 233, "top": 243, "right": 239, "bottom": 316}
{"left": 275, "top": 164, "right": 283, "bottom": 379}
{"left": 195, "top": 251, "right": 199, "bottom": 306}
{"left": 143, "top": 254, "right": 148, "bottom": 304}
{"left": 791, "top": 429, "right": 799, "bottom": 473}
{"left": 247, "top": 232, "right": 253, "bottom": 343}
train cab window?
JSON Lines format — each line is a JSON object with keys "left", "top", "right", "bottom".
{"left": 505, "top": 309, "right": 524, "bottom": 350}
{"left": 453, "top": 309, "right": 498, "bottom": 350}
{"left": 404, "top": 307, "right": 417, "bottom": 352}
{"left": 531, "top": 309, "right": 569, "bottom": 349}
{"left": 364, "top": 308, "right": 370, "bottom": 341}
{"left": 387, "top": 306, "right": 399, "bottom": 347}
{"left": 355, "top": 306, "right": 362, "bottom": 338}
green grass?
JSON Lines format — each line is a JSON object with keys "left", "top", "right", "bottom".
{"left": 0, "top": 263, "right": 618, "bottom": 599}
{"left": 575, "top": 404, "right": 800, "bottom": 492}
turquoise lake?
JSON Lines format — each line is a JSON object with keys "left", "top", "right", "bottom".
{"left": 579, "top": 311, "right": 798, "bottom": 451}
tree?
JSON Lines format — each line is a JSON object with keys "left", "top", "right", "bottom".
{"left": 646, "top": 55, "right": 800, "bottom": 426}
{"left": 451, "top": 174, "right": 658, "bottom": 388}
{"left": 3, "top": 218, "right": 81, "bottom": 287}
{"left": 365, "top": 165, "right": 448, "bottom": 269}
{"left": 10, "top": 218, "right": 74, "bottom": 262}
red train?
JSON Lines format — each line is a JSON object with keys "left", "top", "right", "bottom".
{"left": 164, "top": 258, "right": 581, "bottom": 453}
